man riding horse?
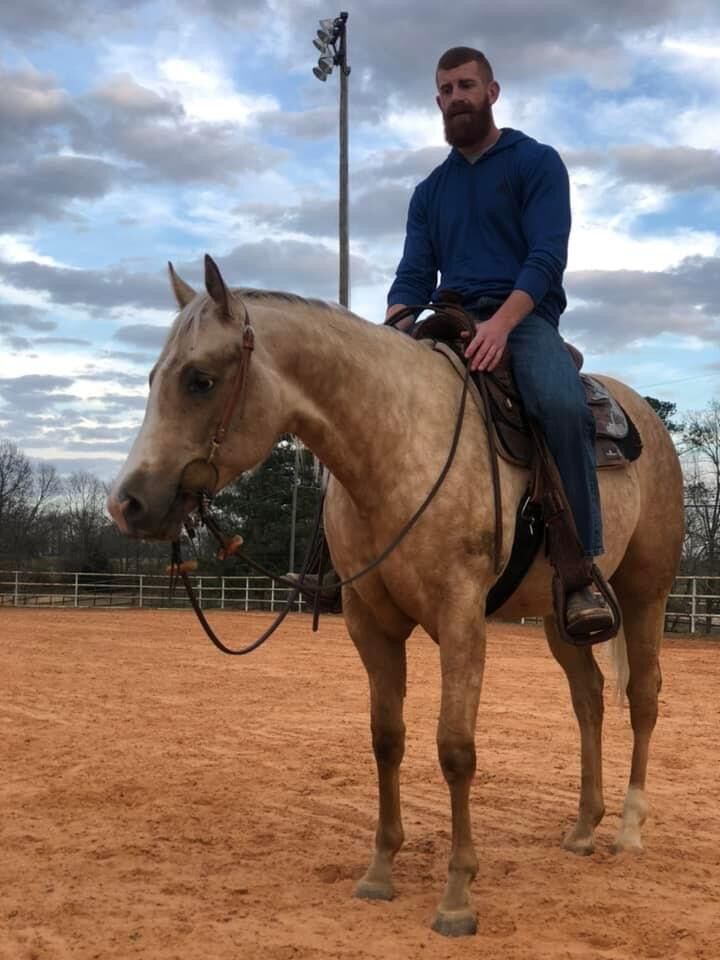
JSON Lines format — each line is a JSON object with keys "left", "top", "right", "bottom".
{"left": 386, "top": 46, "right": 611, "bottom": 638}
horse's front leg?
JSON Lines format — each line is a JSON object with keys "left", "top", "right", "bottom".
{"left": 544, "top": 615, "right": 605, "bottom": 854}
{"left": 433, "top": 608, "right": 487, "bottom": 937}
{"left": 344, "top": 587, "right": 410, "bottom": 901}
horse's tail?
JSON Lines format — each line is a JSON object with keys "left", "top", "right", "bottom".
{"left": 608, "top": 627, "right": 629, "bottom": 707}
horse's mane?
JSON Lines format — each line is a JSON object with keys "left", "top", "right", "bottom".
{"left": 167, "top": 287, "right": 344, "bottom": 351}
{"left": 236, "top": 288, "right": 337, "bottom": 313}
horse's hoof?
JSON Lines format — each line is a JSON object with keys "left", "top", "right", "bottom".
{"left": 611, "top": 835, "right": 643, "bottom": 855}
{"left": 354, "top": 878, "right": 394, "bottom": 901}
{"left": 562, "top": 831, "right": 595, "bottom": 856}
{"left": 431, "top": 909, "right": 477, "bottom": 937}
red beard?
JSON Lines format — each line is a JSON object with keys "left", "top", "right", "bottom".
{"left": 443, "top": 97, "right": 493, "bottom": 149}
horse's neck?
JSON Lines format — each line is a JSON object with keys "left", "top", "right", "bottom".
{"left": 265, "top": 303, "right": 428, "bottom": 501}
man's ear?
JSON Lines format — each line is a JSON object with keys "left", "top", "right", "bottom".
{"left": 488, "top": 80, "right": 500, "bottom": 105}
{"left": 436, "top": 93, "right": 442, "bottom": 111}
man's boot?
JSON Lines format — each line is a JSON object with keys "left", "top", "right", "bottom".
{"left": 565, "top": 582, "right": 614, "bottom": 637}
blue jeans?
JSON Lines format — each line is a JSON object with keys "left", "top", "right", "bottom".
{"left": 471, "top": 302, "right": 603, "bottom": 557}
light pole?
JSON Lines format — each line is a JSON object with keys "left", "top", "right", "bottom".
{"left": 311, "top": 12, "right": 350, "bottom": 308}
{"left": 289, "top": 14, "right": 349, "bottom": 572}
{"left": 288, "top": 441, "right": 300, "bottom": 573}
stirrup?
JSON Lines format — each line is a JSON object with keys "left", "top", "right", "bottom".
{"left": 552, "top": 564, "right": 622, "bottom": 646}
{"left": 566, "top": 586, "right": 613, "bottom": 637}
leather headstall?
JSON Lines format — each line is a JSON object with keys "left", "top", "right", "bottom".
{"left": 178, "top": 307, "right": 255, "bottom": 500}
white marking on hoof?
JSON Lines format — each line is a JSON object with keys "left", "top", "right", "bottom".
{"left": 562, "top": 827, "right": 595, "bottom": 856}
{"left": 613, "top": 785, "right": 647, "bottom": 853}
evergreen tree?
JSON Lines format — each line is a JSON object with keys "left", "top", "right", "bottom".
{"left": 644, "top": 396, "right": 681, "bottom": 433}
{"left": 210, "top": 436, "right": 323, "bottom": 575}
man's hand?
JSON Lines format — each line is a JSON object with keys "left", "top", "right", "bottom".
{"left": 463, "top": 313, "right": 512, "bottom": 372}
{"left": 462, "top": 290, "right": 534, "bottom": 371}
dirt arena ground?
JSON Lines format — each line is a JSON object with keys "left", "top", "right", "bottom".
{"left": 1, "top": 609, "right": 719, "bottom": 960}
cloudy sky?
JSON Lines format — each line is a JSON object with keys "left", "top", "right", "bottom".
{"left": 1, "top": 0, "right": 719, "bottom": 479}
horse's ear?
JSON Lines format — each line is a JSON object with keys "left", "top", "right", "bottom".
{"left": 168, "top": 262, "right": 197, "bottom": 309}
{"left": 204, "top": 254, "right": 232, "bottom": 322}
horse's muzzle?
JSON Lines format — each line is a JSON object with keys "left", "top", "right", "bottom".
{"left": 107, "top": 472, "right": 195, "bottom": 540}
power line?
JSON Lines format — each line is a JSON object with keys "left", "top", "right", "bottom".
{"left": 638, "top": 371, "right": 720, "bottom": 390}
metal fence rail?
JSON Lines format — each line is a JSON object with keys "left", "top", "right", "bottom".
{"left": 665, "top": 576, "right": 720, "bottom": 634}
{"left": 1, "top": 572, "right": 719, "bottom": 634}
{"left": 0, "top": 570, "right": 308, "bottom": 613}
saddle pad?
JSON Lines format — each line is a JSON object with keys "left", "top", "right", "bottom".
{"left": 431, "top": 341, "right": 643, "bottom": 470}
{"left": 582, "top": 376, "right": 628, "bottom": 439}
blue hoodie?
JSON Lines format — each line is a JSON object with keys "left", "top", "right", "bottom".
{"left": 387, "top": 128, "right": 570, "bottom": 325}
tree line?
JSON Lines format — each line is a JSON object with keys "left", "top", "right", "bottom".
{"left": 0, "top": 436, "right": 322, "bottom": 576}
{"left": 1, "top": 396, "right": 720, "bottom": 577}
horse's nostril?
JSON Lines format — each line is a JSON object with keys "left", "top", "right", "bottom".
{"left": 107, "top": 483, "right": 148, "bottom": 535}
{"left": 123, "top": 494, "right": 145, "bottom": 523}
{"left": 109, "top": 472, "right": 181, "bottom": 540}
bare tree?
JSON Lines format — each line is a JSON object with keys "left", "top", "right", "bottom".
{"left": 0, "top": 441, "right": 33, "bottom": 541}
{"left": 0, "top": 441, "right": 61, "bottom": 564}
{"left": 682, "top": 401, "right": 720, "bottom": 570}
{"left": 680, "top": 401, "right": 720, "bottom": 631}
{"left": 60, "top": 471, "right": 111, "bottom": 572}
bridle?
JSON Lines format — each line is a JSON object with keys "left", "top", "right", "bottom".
{"left": 175, "top": 306, "right": 256, "bottom": 502}
{"left": 170, "top": 301, "right": 479, "bottom": 656}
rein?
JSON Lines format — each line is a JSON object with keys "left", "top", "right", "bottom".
{"left": 172, "top": 302, "right": 480, "bottom": 656}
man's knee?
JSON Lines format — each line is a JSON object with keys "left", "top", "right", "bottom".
{"left": 544, "top": 390, "right": 592, "bottom": 427}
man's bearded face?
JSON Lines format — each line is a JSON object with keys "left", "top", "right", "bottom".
{"left": 442, "top": 94, "right": 493, "bottom": 149}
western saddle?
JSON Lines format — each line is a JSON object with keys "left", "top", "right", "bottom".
{"left": 387, "top": 295, "right": 640, "bottom": 645}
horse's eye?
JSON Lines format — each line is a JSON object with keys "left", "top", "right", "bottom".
{"left": 187, "top": 371, "right": 215, "bottom": 395}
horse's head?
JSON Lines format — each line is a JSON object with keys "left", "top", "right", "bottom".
{"left": 107, "top": 256, "right": 287, "bottom": 540}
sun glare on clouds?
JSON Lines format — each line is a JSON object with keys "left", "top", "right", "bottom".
{"left": 159, "top": 58, "right": 278, "bottom": 124}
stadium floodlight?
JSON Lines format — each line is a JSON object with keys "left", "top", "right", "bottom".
{"left": 309, "top": 12, "right": 350, "bottom": 309}
{"left": 313, "top": 54, "right": 334, "bottom": 81}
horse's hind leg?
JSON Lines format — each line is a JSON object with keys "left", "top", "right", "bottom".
{"left": 544, "top": 615, "right": 605, "bottom": 855}
{"left": 343, "top": 586, "right": 410, "bottom": 901}
{"left": 609, "top": 585, "right": 665, "bottom": 853}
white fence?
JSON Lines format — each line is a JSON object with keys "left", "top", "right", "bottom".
{"left": 1, "top": 571, "right": 719, "bottom": 635}
{"left": 0, "top": 570, "right": 309, "bottom": 613}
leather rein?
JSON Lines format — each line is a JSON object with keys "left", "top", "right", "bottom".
{"left": 171, "top": 302, "right": 484, "bottom": 656}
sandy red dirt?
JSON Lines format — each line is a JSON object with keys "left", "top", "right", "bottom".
{"left": 1, "top": 609, "right": 719, "bottom": 960}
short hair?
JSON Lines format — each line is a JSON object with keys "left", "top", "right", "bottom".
{"left": 436, "top": 47, "right": 494, "bottom": 84}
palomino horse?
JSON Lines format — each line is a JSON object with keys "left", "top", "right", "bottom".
{"left": 108, "top": 257, "right": 684, "bottom": 937}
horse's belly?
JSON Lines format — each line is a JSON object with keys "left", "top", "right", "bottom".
{"left": 489, "top": 553, "right": 554, "bottom": 620}
{"left": 491, "top": 465, "right": 641, "bottom": 620}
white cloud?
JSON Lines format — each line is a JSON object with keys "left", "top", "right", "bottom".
{"left": 379, "top": 103, "right": 444, "bottom": 150}
{"left": 99, "top": 42, "right": 279, "bottom": 130}
{"left": 0, "top": 281, "right": 52, "bottom": 311}
{"left": 671, "top": 107, "right": 720, "bottom": 151}
{"left": 569, "top": 225, "right": 718, "bottom": 273}
{"left": 159, "top": 57, "right": 278, "bottom": 124}
{"left": 662, "top": 36, "right": 720, "bottom": 60}
{"left": 568, "top": 170, "right": 718, "bottom": 272}
{"left": 0, "top": 235, "right": 64, "bottom": 267}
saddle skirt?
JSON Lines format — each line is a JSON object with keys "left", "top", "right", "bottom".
{"left": 415, "top": 318, "right": 642, "bottom": 470}
{"left": 478, "top": 352, "right": 642, "bottom": 469}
